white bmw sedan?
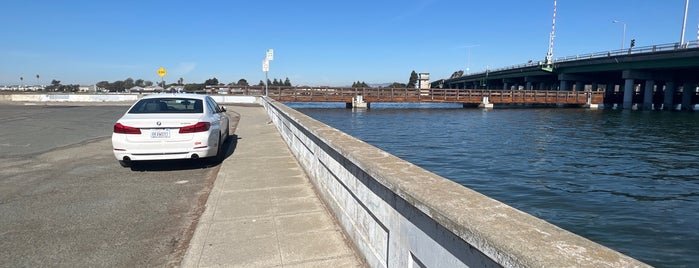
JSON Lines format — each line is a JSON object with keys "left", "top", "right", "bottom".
{"left": 112, "top": 94, "right": 230, "bottom": 167}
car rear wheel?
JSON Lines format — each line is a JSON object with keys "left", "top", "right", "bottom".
{"left": 213, "top": 132, "right": 225, "bottom": 163}
{"left": 118, "top": 160, "right": 131, "bottom": 168}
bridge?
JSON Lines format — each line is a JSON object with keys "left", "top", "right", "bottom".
{"left": 432, "top": 41, "right": 699, "bottom": 111}
{"left": 207, "top": 86, "right": 603, "bottom": 109}
{"left": 269, "top": 87, "right": 603, "bottom": 108}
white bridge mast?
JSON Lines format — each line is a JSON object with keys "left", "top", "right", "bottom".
{"left": 546, "top": 0, "right": 557, "bottom": 65}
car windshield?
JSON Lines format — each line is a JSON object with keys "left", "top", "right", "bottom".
{"left": 128, "top": 98, "right": 204, "bottom": 114}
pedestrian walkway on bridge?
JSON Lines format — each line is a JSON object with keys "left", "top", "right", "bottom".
{"left": 182, "top": 105, "right": 363, "bottom": 267}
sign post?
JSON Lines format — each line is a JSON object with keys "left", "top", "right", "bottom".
{"left": 157, "top": 67, "right": 167, "bottom": 90}
{"left": 262, "top": 59, "right": 269, "bottom": 96}
{"left": 264, "top": 49, "right": 274, "bottom": 96}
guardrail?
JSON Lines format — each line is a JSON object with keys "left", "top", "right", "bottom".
{"left": 466, "top": 40, "right": 699, "bottom": 76}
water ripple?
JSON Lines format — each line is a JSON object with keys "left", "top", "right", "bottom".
{"left": 293, "top": 105, "right": 699, "bottom": 267}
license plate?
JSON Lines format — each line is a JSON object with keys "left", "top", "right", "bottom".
{"left": 150, "top": 129, "right": 170, "bottom": 138}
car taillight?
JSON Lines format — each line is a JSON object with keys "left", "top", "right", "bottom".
{"left": 113, "top": 123, "right": 141, "bottom": 134}
{"left": 179, "top": 122, "right": 210, "bottom": 133}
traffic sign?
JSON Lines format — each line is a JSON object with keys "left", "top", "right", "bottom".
{"left": 157, "top": 67, "right": 167, "bottom": 77}
{"left": 266, "top": 49, "right": 274, "bottom": 61}
{"left": 262, "top": 59, "right": 269, "bottom": 72}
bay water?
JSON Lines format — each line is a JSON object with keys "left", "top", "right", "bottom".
{"left": 287, "top": 102, "right": 699, "bottom": 267}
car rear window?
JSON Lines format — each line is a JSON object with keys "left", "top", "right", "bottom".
{"left": 128, "top": 98, "right": 204, "bottom": 114}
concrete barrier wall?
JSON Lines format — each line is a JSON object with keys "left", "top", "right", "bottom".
{"left": 2, "top": 94, "right": 258, "bottom": 104}
{"left": 7, "top": 94, "right": 139, "bottom": 102}
{"left": 261, "top": 97, "right": 649, "bottom": 268}
{"left": 211, "top": 95, "right": 257, "bottom": 104}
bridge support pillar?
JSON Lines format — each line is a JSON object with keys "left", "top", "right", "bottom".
{"left": 682, "top": 82, "right": 695, "bottom": 111}
{"left": 350, "top": 95, "right": 369, "bottom": 109}
{"left": 479, "top": 96, "right": 493, "bottom": 109}
{"left": 526, "top": 82, "right": 533, "bottom": 90}
{"left": 560, "top": 80, "right": 569, "bottom": 91}
{"left": 623, "top": 79, "right": 634, "bottom": 109}
{"left": 575, "top": 81, "right": 585, "bottom": 91}
{"left": 605, "top": 83, "right": 616, "bottom": 107}
{"left": 643, "top": 80, "right": 655, "bottom": 110}
{"left": 539, "top": 82, "right": 548, "bottom": 90}
{"left": 664, "top": 82, "right": 676, "bottom": 110}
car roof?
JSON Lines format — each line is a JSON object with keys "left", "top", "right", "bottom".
{"left": 139, "top": 93, "right": 209, "bottom": 100}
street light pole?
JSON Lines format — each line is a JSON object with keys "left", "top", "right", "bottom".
{"left": 613, "top": 20, "right": 626, "bottom": 50}
{"left": 463, "top": 44, "right": 479, "bottom": 75}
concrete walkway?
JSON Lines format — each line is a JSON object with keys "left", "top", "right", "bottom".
{"left": 182, "top": 105, "right": 363, "bottom": 267}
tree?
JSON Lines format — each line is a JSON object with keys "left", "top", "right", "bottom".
{"left": 111, "top": 80, "right": 125, "bottom": 92}
{"left": 45, "top": 79, "right": 61, "bottom": 91}
{"left": 144, "top": 81, "right": 154, "bottom": 86}
{"left": 124, "top": 78, "right": 135, "bottom": 90}
{"left": 407, "top": 70, "right": 418, "bottom": 88}
{"left": 96, "top": 81, "right": 109, "bottom": 89}
{"left": 258, "top": 80, "right": 265, "bottom": 86}
{"left": 284, "top": 77, "right": 291, "bottom": 86}
{"left": 178, "top": 77, "right": 184, "bottom": 85}
{"left": 352, "top": 81, "right": 369, "bottom": 88}
{"left": 135, "top": 79, "right": 145, "bottom": 87}
{"left": 237, "top": 79, "right": 249, "bottom": 86}
{"left": 184, "top": 83, "right": 205, "bottom": 92}
{"left": 388, "top": 82, "right": 407, "bottom": 88}
{"left": 272, "top": 78, "right": 279, "bottom": 86}
{"left": 204, "top": 77, "right": 219, "bottom": 86}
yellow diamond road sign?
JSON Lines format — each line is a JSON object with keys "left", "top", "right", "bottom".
{"left": 157, "top": 67, "right": 167, "bottom": 77}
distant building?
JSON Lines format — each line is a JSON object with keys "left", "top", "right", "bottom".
{"left": 418, "top": 73, "right": 431, "bottom": 96}
{"left": 166, "top": 86, "right": 184, "bottom": 93}
{"left": 128, "top": 86, "right": 144, "bottom": 93}
{"left": 79, "top": 85, "right": 97, "bottom": 92}
{"left": 0, "top": 85, "right": 44, "bottom": 91}
{"left": 142, "top": 86, "right": 165, "bottom": 93}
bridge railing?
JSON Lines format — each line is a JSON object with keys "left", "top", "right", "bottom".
{"left": 266, "top": 87, "right": 603, "bottom": 105}
{"left": 469, "top": 40, "right": 699, "bottom": 75}
{"left": 554, "top": 40, "right": 699, "bottom": 62}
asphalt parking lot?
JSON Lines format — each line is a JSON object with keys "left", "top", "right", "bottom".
{"left": 0, "top": 103, "right": 236, "bottom": 267}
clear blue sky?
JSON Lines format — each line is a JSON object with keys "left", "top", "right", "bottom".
{"left": 1, "top": 0, "right": 696, "bottom": 87}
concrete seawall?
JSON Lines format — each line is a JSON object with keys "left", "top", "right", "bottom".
{"left": 1, "top": 93, "right": 139, "bottom": 102}
{"left": 261, "top": 97, "right": 649, "bottom": 267}
{"left": 0, "top": 93, "right": 256, "bottom": 105}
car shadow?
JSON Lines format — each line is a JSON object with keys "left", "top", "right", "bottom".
{"left": 129, "top": 134, "right": 240, "bottom": 171}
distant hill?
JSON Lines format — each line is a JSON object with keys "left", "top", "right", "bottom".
{"left": 368, "top": 83, "right": 392, "bottom": 88}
